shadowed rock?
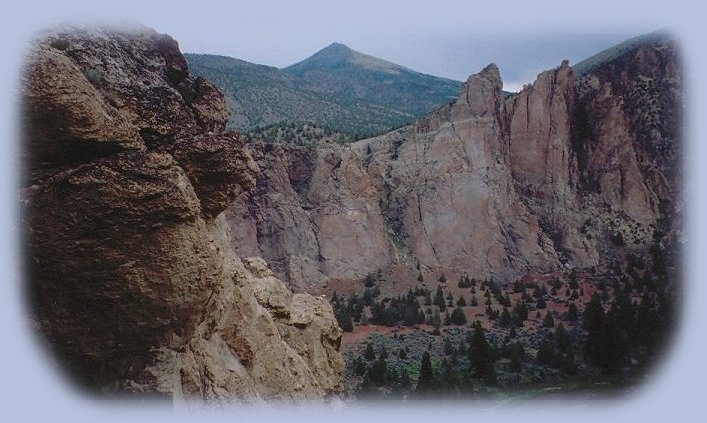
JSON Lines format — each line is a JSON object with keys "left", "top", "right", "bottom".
{"left": 21, "top": 26, "right": 343, "bottom": 402}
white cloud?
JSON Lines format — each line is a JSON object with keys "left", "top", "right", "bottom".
{"left": 502, "top": 81, "right": 526, "bottom": 93}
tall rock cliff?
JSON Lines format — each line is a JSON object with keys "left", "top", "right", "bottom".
{"left": 227, "top": 36, "right": 681, "bottom": 288}
{"left": 227, "top": 141, "right": 396, "bottom": 292}
{"left": 21, "top": 27, "right": 343, "bottom": 402}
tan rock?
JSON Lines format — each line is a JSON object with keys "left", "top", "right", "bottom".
{"left": 227, "top": 142, "right": 394, "bottom": 291}
{"left": 21, "top": 27, "right": 343, "bottom": 403}
{"left": 228, "top": 43, "right": 680, "bottom": 288}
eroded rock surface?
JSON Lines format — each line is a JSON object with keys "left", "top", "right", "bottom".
{"left": 227, "top": 142, "right": 395, "bottom": 292}
{"left": 21, "top": 27, "right": 343, "bottom": 402}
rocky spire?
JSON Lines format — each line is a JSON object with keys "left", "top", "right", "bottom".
{"left": 451, "top": 62, "right": 503, "bottom": 121}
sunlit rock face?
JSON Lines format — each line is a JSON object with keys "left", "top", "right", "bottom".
{"left": 229, "top": 39, "right": 680, "bottom": 286}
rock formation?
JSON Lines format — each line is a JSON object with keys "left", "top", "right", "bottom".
{"left": 21, "top": 27, "right": 343, "bottom": 402}
{"left": 20, "top": 25, "right": 679, "bottom": 402}
{"left": 227, "top": 142, "right": 396, "bottom": 293}
{"left": 228, "top": 36, "right": 681, "bottom": 288}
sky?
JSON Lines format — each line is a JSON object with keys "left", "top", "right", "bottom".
{"left": 0, "top": 0, "right": 656, "bottom": 90}
{"left": 1, "top": 0, "right": 707, "bottom": 422}
{"left": 141, "top": 8, "right": 653, "bottom": 92}
{"left": 180, "top": 31, "right": 646, "bottom": 92}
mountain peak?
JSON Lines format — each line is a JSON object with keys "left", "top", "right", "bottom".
{"left": 285, "top": 42, "right": 405, "bottom": 75}
{"left": 307, "top": 42, "right": 355, "bottom": 61}
{"left": 323, "top": 42, "right": 351, "bottom": 52}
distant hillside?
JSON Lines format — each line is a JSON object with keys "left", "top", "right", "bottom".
{"left": 572, "top": 30, "right": 673, "bottom": 75}
{"left": 284, "top": 43, "right": 461, "bottom": 118}
{"left": 185, "top": 44, "right": 460, "bottom": 137}
{"left": 242, "top": 121, "right": 352, "bottom": 146}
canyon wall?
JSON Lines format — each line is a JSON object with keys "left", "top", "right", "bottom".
{"left": 228, "top": 38, "right": 681, "bottom": 289}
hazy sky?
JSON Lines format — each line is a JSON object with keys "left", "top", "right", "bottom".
{"left": 180, "top": 31, "right": 645, "bottom": 92}
{"left": 25, "top": 1, "right": 652, "bottom": 93}
{"left": 154, "top": 9, "right": 653, "bottom": 91}
{"left": 4, "top": 1, "right": 660, "bottom": 92}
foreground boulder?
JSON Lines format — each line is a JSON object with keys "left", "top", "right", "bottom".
{"left": 21, "top": 26, "right": 343, "bottom": 402}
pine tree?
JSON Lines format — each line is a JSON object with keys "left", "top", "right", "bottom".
{"left": 567, "top": 302, "right": 579, "bottom": 321}
{"left": 353, "top": 355, "right": 367, "bottom": 376}
{"left": 553, "top": 277, "right": 562, "bottom": 291}
{"left": 468, "top": 322, "right": 495, "bottom": 384}
{"left": 542, "top": 311, "right": 555, "bottom": 328}
{"left": 364, "top": 343, "right": 376, "bottom": 361}
{"left": 457, "top": 295, "right": 467, "bottom": 307}
{"left": 509, "top": 326, "right": 517, "bottom": 339}
{"left": 367, "top": 358, "right": 387, "bottom": 386}
{"left": 536, "top": 338, "right": 555, "bottom": 365}
{"left": 532, "top": 284, "right": 546, "bottom": 299}
{"left": 379, "top": 345, "right": 388, "bottom": 359}
{"left": 415, "top": 351, "right": 435, "bottom": 394}
{"left": 583, "top": 293, "right": 607, "bottom": 369}
{"left": 569, "top": 269, "right": 579, "bottom": 290}
{"left": 431, "top": 310, "right": 442, "bottom": 335}
{"left": 509, "top": 342, "right": 523, "bottom": 373}
{"left": 555, "top": 323, "right": 571, "bottom": 354}
{"left": 500, "top": 307, "right": 511, "bottom": 327}
{"left": 451, "top": 307, "right": 467, "bottom": 325}
{"left": 471, "top": 295, "right": 478, "bottom": 306}
{"left": 537, "top": 297, "right": 547, "bottom": 309}
{"left": 434, "top": 285, "right": 445, "bottom": 310}
{"left": 364, "top": 272, "right": 376, "bottom": 288}
{"left": 335, "top": 307, "right": 353, "bottom": 332}
{"left": 513, "top": 300, "right": 528, "bottom": 322}
{"left": 439, "top": 358, "right": 459, "bottom": 393}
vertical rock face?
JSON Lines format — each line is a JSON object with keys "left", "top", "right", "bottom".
{"left": 362, "top": 63, "right": 558, "bottom": 278}
{"left": 505, "top": 61, "right": 577, "bottom": 207}
{"left": 228, "top": 36, "right": 680, "bottom": 286}
{"left": 502, "top": 62, "right": 599, "bottom": 267}
{"left": 21, "top": 27, "right": 343, "bottom": 402}
{"left": 227, "top": 141, "right": 395, "bottom": 292}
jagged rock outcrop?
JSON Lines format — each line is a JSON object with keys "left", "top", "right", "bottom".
{"left": 227, "top": 36, "right": 680, "bottom": 286}
{"left": 503, "top": 61, "right": 598, "bottom": 266}
{"left": 505, "top": 61, "right": 577, "bottom": 207}
{"left": 227, "top": 142, "right": 395, "bottom": 292}
{"left": 21, "top": 27, "right": 343, "bottom": 402}
{"left": 360, "top": 64, "right": 559, "bottom": 278}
